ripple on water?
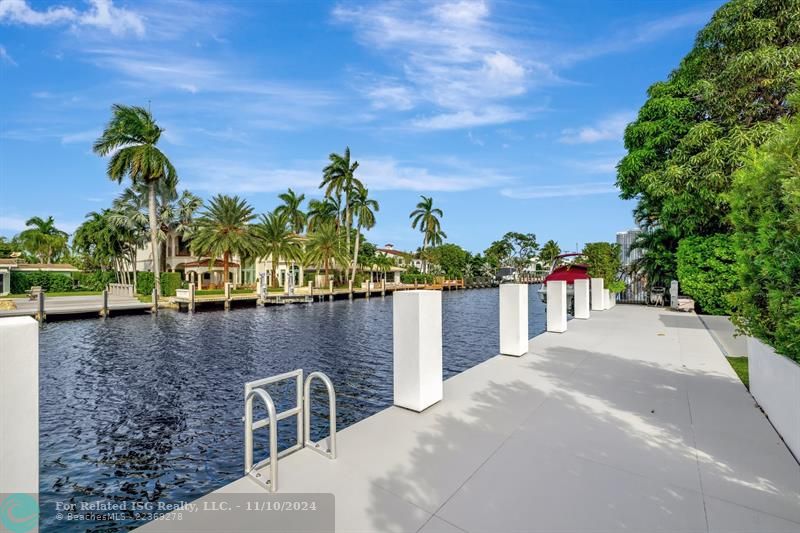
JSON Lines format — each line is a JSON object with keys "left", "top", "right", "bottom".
{"left": 38, "top": 287, "right": 545, "bottom": 532}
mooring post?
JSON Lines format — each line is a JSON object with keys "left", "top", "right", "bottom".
{"left": 36, "top": 292, "right": 45, "bottom": 325}
{"left": 151, "top": 288, "right": 158, "bottom": 315}
{"left": 0, "top": 317, "right": 39, "bottom": 495}
{"left": 189, "top": 282, "right": 195, "bottom": 312}
{"left": 590, "top": 278, "right": 605, "bottom": 312}
{"left": 499, "top": 283, "right": 528, "bottom": 356}
{"left": 224, "top": 282, "right": 232, "bottom": 310}
{"left": 381, "top": 277, "right": 386, "bottom": 297}
{"left": 348, "top": 280, "right": 353, "bottom": 300}
{"left": 573, "top": 279, "right": 590, "bottom": 319}
{"left": 101, "top": 289, "right": 109, "bottom": 318}
{"left": 393, "top": 290, "right": 443, "bottom": 412}
{"left": 546, "top": 280, "right": 568, "bottom": 333}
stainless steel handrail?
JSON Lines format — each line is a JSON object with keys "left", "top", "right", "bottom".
{"left": 244, "top": 388, "right": 278, "bottom": 492}
{"left": 303, "top": 372, "right": 337, "bottom": 459}
{"left": 243, "top": 369, "right": 337, "bottom": 492}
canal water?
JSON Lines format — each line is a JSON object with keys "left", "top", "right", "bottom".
{"left": 38, "top": 287, "right": 545, "bottom": 532}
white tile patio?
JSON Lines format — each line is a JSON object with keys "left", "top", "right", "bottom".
{"left": 140, "top": 305, "right": 800, "bottom": 533}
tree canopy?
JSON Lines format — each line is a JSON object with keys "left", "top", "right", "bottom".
{"left": 617, "top": 0, "right": 800, "bottom": 283}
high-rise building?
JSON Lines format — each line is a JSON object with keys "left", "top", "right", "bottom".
{"left": 616, "top": 229, "right": 642, "bottom": 267}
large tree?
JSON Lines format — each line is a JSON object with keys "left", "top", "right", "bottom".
{"left": 18, "top": 216, "right": 69, "bottom": 263}
{"left": 321, "top": 147, "right": 362, "bottom": 255}
{"left": 190, "top": 195, "right": 260, "bottom": 285}
{"left": 275, "top": 188, "right": 307, "bottom": 234}
{"left": 257, "top": 211, "right": 303, "bottom": 288}
{"left": 93, "top": 105, "right": 178, "bottom": 296}
{"left": 410, "top": 195, "right": 446, "bottom": 250}
{"left": 349, "top": 185, "right": 379, "bottom": 284}
{"left": 617, "top": 0, "right": 800, "bottom": 284}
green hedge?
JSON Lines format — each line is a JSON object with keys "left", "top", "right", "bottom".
{"left": 10, "top": 271, "right": 74, "bottom": 293}
{"left": 136, "top": 271, "right": 182, "bottom": 296}
{"left": 401, "top": 273, "right": 435, "bottom": 284}
{"left": 74, "top": 270, "right": 117, "bottom": 291}
{"left": 676, "top": 235, "right": 738, "bottom": 315}
{"left": 730, "top": 114, "right": 800, "bottom": 361}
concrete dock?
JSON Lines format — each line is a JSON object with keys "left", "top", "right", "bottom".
{"left": 141, "top": 305, "right": 800, "bottom": 532}
{"left": 0, "top": 294, "right": 151, "bottom": 319}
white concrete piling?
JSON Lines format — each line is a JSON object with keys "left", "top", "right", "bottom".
{"left": 499, "top": 284, "right": 528, "bottom": 356}
{"left": 0, "top": 317, "right": 39, "bottom": 494}
{"left": 573, "top": 279, "right": 590, "bottom": 319}
{"left": 591, "top": 278, "right": 605, "bottom": 311}
{"left": 546, "top": 281, "right": 568, "bottom": 333}
{"left": 393, "top": 290, "right": 443, "bottom": 412}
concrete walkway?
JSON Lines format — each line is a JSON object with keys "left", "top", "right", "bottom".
{"left": 142, "top": 305, "right": 800, "bottom": 532}
{"left": 0, "top": 294, "right": 150, "bottom": 317}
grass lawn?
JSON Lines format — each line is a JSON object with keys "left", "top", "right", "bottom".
{"left": 136, "top": 294, "right": 153, "bottom": 303}
{"left": 726, "top": 357, "right": 749, "bottom": 389}
{"left": 7, "top": 291, "right": 102, "bottom": 298}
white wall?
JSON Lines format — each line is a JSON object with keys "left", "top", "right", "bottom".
{"left": 0, "top": 317, "right": 39, "bottom": 493}
{"left": 748, "top": 337, "right": 800, "bottom": 459}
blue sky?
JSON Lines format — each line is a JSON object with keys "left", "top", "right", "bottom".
{"left": 0, "top": 0, "right": 724, "bottom": 253}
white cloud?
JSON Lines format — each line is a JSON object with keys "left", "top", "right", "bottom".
{"left": 61, "top": 129, "right": 100, "bottom": 144}
{"left": 0, "top": 0, "right": 144, "bottom": 36}
{"left": 559, "top": 111, "right": 635, "bottom": 144}
{"left": 333, "top": 0, "right": 547, "bottom": 128}
{"left": 0, "top": 43, "right": 15, "bottom": 65}
{"left": 566, "top": 157, "right": 621, "bottom": 174}
{"left": 411, "top": 106, "right": 527, "bottom": 130}
{"left": 500, "top": 182, "right": 618, "bottom": 199}
{"left": 182, "top": 155, "right": 508, "bottom": 194}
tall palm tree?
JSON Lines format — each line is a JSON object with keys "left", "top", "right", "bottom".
{"left": 190, "top": 195, "right": 259, "bottom": 285}
{"left": 306, "top": 197, "right": 340, "bottom": 232}
{"left": 349, "top": 185, "right": 379, "bottom": 283}
{"left": 274, "top": 188, "right": 307, "bottom": 234}
{"left": 305, "top": 221, "right": 348, "bottom": 289}
{"left": 93, "top": 104, "right": 177, "bottom": 296}
{"left": 410, "top": 195, "right": 446, "bottom": 250}
{"left": 539, "top": 240, "right": 561, "bottom": 265}
{"left": 256, "top": 211, "right": 303, "bottom": 288}
{"left": 321, "top": 147, "right": 362, "bottom": 254}
{"left": 18, "top": 216, "right": 69, "bottom": 263}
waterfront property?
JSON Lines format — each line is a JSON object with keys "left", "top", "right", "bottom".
{"left": 144, "top": 304, "right": 800, "bottom": 532}
{"left": 34, "top": 288, "right": 543, "bottom": 532}
{"left": 0, "top": 258, "right": 79, "bottom": 296}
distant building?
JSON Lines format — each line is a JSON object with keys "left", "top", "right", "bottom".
{"left": 616, "top": 229, "right": 642, "bottom": 267}
{"left": 0, "top": 259, "right": 80, "bottom": 295}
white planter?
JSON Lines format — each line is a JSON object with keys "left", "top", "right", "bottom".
{"left": 393, "top": 290, "right": 443, "bottom": 412}
{"left": 748, "top": 337, "right": 800, "bottom": 458}
{"left": 175, "top": 289, "right": 190, "bottom": 299}
{"left": 546, "top": 281, "right": 567, "bottom": 333}
{"left": 591, "top": 278, "right": 605, "bottom": 311}
{"left": 499, "top": 284, "right": 528, "bottom": 356}
{"left": 573, "top": 279, "right": 590, "bottom": 319}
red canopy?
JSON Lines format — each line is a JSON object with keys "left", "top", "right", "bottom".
{"left": 544, "top": 264, "right": 590, "bottom": 284}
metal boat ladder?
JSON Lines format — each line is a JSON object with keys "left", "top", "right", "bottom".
{"left": 243, "top": 369, "right": 337, "bottom": 492}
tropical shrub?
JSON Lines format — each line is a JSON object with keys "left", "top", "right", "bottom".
{"left": 137, "top": 271, "right": 182, "bottom": 296}
{"left": 10, "top": 271, "right": 74, "bottom": 293}
{"left": 730, "top": 114, "right": 800, "bottom": 361}
{"left": 616, "top": 0, "right": 800, "bottom": 283}
{"left": 401, "top": 273, "right": 435, "bottom": 284}
{"left": 581, "top": 242, "right": 621, "bottom": 287}
{"left": 74, "top": 270, "right": 117, "bottom": 291}
{"left": 676, "top": 235, "right": 737, "bottom": 315}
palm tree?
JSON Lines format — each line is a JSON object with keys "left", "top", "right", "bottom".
{"left": 306, "top": 197, "right": 340, "bottom": 232}
{"left": 410, "top": 196, "right": 446, "bottom": 250}
{"left": 274, "top": 188, "right": 307, "bottom": 234}
{"left": 93, "top": 104, "right": 177, "bottom": 296}
{"left": 19, "top": 216, "right": 69, "bottom": 263}
{"left": 190, "top": 195, "right": 259, "bottom": 285}
{"left": 321, "top": 147, "right": 363, "bottom": 254}
{"left": 349, "top": 185, "right": 379, "bottom": 283}
{"left": 305, "top": 221, "right": 348, "bottom": 289}
{"left": 539, "top": 240, "right": 561, "bottom": 265}
{"left": 256, "top": 211, "right": 303, "bottom": 288}
{"left": 372, "top": 254, "right": 394, "bottom": 284}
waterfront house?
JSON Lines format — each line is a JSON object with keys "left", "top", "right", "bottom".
{"left": 0, "top": 258, "right": 80, "bottom": 295}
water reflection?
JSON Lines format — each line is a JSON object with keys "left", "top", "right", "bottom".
{"left": 39, "top": 287, "right": 545, "bottom": 531}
